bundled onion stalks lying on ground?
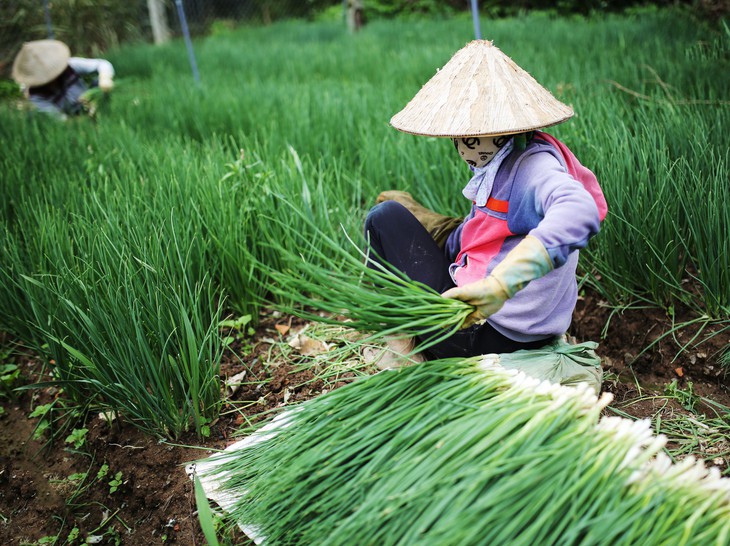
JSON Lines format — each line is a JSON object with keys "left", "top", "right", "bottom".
{"left": 195, "top": 359, "right": 730, "bottom": 545}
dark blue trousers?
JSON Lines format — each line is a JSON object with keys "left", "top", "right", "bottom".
{"left": 364, "top": 200, "right": 549, "bottom": 359}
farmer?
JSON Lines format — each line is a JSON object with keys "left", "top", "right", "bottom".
{"left": 365, "top": 40, "right": 607, "bottom": 364}
{"left": 11, "top": 39, "right": 115, "bottom": 119}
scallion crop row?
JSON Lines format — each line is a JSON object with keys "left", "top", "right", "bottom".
{"left": 0, "top": 8, "right": 727, "bottom": 436}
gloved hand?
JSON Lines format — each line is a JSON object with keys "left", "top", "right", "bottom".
{"left": 442, "top": 235, "right": 554, "bottom": 328}
{"left": 98, "top": 73, "right": 114, "bottom": 92}
{"left": 376, "top": 190, "right": 463, "bottom": 248}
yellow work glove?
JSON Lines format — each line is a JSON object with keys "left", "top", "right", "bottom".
{"left": 442, "top": 235, "right": 554, "bottom": 328}
{"left": 376, "top": 190, "right": 463, "bottom": 248}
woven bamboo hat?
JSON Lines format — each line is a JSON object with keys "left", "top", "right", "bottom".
{"left": 12, "top": 40, "right": 70, "bottom": 87}
{"left": 390, "top": 40, "right": 574, "bottom": 138}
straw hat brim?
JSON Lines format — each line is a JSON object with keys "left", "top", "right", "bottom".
{"left": 12, "top": 40, "right": 70, "bottom": 87}
{"left": 390, "top": 40, "right": 574, "bottom": 138}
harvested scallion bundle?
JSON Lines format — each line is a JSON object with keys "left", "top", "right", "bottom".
{"left": 197, "top": 360, "right": 730, "bottom": 545}
{"left": 250, "top": 199, "right": 473, "bottom": 352}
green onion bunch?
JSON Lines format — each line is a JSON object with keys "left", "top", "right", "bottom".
{"left": 199, "top": 359, "right": 730, "bottom": 545}
{"left": 251, "top": 197, "right": 473, "bottom": 352}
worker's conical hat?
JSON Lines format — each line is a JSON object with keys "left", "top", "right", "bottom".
{"left": 11, "top": 40, "right": 70, "bottom": 87}
{"left": 390, "top": 40, "right": 574, "bottom": 138}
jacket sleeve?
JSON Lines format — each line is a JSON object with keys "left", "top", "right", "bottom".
{"left": 68, "top": 57, "right": 115, "bottom": 80}
{"left": 507, "top": 151, "right": 601, "bottom": 268}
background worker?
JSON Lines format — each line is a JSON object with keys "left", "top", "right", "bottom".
{"left": 11, "top": 39, "right": 114, "bottom": 119}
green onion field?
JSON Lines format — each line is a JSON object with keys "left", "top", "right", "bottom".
{"left": 0, "top": 7, "right": 728, "bottom": 545}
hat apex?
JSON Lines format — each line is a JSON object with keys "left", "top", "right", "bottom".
{"left": 390, "top": 40, "right": 574, "bottom": 138}
{"left": 11, "top": 40, "right": 70, "bottom": 87}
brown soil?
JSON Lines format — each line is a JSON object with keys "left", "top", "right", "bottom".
{"left": 1, "top": 290, "right": 728, "bottom": 545}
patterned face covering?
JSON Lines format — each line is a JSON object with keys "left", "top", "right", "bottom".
{"left": 460, "top": 136, "right": 515, "bottom": 207}
{"left": 453, "top": 135, "right": 511, "bottom": 168}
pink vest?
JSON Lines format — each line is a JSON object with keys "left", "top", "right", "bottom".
{"left": 535, "top": 131, "right": 608, "bottom": 221}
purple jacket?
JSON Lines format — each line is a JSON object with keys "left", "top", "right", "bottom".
{"left": 445, "top": 134, "right": 604, "bottom": 342}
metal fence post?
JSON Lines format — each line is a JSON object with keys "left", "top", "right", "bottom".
{"left": 470, "top": 0, "right": 481, "bottom": 40}
{"left": 43, "top": 0, "right": 54, "bottom": 38}
{"left": 174, "top": 0, "right": 201, "bottom": 84}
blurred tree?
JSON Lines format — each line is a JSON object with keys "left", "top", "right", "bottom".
{"left": 347, "top": 0, "right": 365, "bottom": 32}
{"left": 148, "top": 0, "right": 171, "bottom": 44}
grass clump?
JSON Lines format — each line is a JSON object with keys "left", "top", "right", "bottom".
{"left": 0, "top": 183, "right": 224, "bottom": 439}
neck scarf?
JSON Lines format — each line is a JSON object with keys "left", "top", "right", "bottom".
{"left": 461, "top": 138, "right": 514, "bottom": 206}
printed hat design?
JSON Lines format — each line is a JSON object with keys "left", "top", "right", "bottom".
{"left": 12, "top": 40, "right": 71, "bottom": 87}
{"left": 390, "top": 40, "right": 574, "bottom": 138}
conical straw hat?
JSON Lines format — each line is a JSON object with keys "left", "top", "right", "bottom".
{"left": 390, "top": 40, "right": 574, "bottom": 138}
{"left": 12, "top": 40, "right": 70, "bottom": 87}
